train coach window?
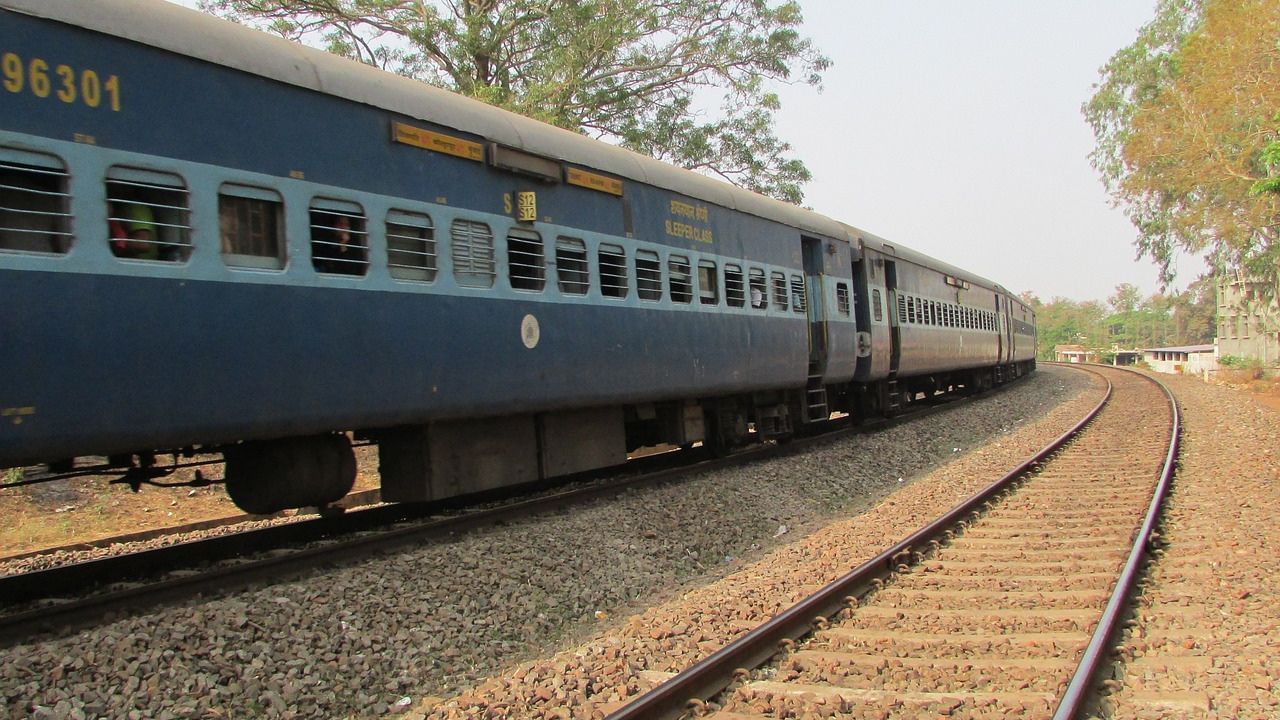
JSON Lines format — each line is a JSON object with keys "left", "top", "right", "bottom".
{"left": 0, "top": 148, "right": 72, "bottom": 254}
{"left": 748, "top": 268, "right": 767, "bottom": 309}
{"left": 897, "top": 294, "right": 907, "bottom": 324}
{"left": 386, "top": 210, "right": 437, "bottom": 282}
{"left": 556, "top": 236, "right": 589, "bottom": 295}
{"left": 836, "top": 283, "right": 850, "bottom": 316}
{"left": 636, "top": 249, "right": 662, "bottom": 301}
{"left": 599, "top": 242, "right": 629, "bottom": 295}
{"left": 219, "top": 184, "right": 284, "bottom": 270}
{"left": 507, "top": 228, "right": 545, "bottom": 291}
{"left": 668, "top": 255, "right": 693, "bottom": 304}
{"left": 771, "top": 271, "right": 788, "bottom": 311}
{"left": 906, "top": 296, "right": 917, "bottom": 324}
{"left": 309, "top": 200, "right": 368, "bottom": 276}
{"left": 599, "top": 243, "right": 628, "bottom": 298}
{"left": 106, "top": 167, "right": 191, "bottom": 262}
{"left": 698, "top": 260, "right": 719, "bottom": 305}
{"left": 791, "top": 275, "right": 807, "bottom": 313}
{"left": 724, "top": 264, "right": 745, "bottom": 307}
{"left": 871, "top": 289, "right": 883, "bottom": 322}
{"left": 452, "top": 219, "right": 496, "bottom": 287}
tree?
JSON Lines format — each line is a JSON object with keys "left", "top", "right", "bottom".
{"left": 1084, "top": 0, "right": 1280, "bottom": 296}
{"left": 1108, "top": 282, "right": 1141, "bottom": 314}
{"left": 200, "top": 0, "right": 830, "bottom": 203}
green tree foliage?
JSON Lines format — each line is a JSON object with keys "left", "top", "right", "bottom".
{"left": 1032, "top": 281, "right": 1216, "bottom": 360}
{"left": 1083, "top": 0, "right": 1280, "bottom": 294}
{"left": 200, "top": 0, "right": 829, "bottom": 203}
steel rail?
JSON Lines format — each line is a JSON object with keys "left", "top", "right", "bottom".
{"left": 1051, "top": 368, "right": 1181, "bottom": 719}
{"left": 0, "top": 375, "right": 1025, "bottom": 648}
{"left": 606, "top": 367, "right": 1113, "bottom": 720}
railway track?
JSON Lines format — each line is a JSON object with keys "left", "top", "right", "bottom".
{"left": 0, "top": 377, "right": 1016, "bottom": 647}
{"left": 608, "top": 365, "right": 1178, "bottom": 720}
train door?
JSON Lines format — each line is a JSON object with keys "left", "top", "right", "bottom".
{"left": 884, "top": 259, "right": 900, "bottom": 376}
{"left": 995, "top": 293, "right": 1004, "bottom": 362}
{"left": 801, "top": 236, "right": 829, "bottom": 421}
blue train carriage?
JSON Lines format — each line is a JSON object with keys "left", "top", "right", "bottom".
{"left": 0, "top": 0, "right": 866, "bottom": 513}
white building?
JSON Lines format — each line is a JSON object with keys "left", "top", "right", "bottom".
{"left": 1142, "top": 344, "right": 1217, "bottom": 375}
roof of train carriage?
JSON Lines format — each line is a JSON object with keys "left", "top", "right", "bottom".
{"left": 6, "top": 0, "right": 1027, "bottom": 304}
{"left": 848, "top": 227, "right": 1010, "bottom": 298}
{"left": 5, "top": 0, "right": 860, "bottom": 243}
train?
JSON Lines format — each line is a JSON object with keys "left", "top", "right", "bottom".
{"left": 0, "top": 0, "right": 1036, "bottom": 514}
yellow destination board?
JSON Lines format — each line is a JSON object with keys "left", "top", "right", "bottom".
{"left": 391, "top": 121, "right": 484, "bottom": 162}
{"left": 565, "top": 167, "right": 624, "bottom": 196}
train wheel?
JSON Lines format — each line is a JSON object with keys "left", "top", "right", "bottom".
{"left": 224, "top": 433, "right": 356, "bottom": 514}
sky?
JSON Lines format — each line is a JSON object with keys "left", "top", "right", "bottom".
{"left": 771, "top": 1, "right": 1190, "bottom": 303}
{"left": 164, "top": 0, "right": 1181, "bottom": 304}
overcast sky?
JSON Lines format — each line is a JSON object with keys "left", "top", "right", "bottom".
{"left": 164, "top": 0, "right": 1180, "bottom": 303}
{"left": 772, "top": 1, "right": 1189, "bottom": 303}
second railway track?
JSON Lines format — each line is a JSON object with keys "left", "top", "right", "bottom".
{"left": 610, "top": 365, "right": 1178, "bottom": 720}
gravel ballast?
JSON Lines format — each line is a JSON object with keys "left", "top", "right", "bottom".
{"left": 1, "top": 367, "right": 1095, "bottom": 719}
{"left": 1102, "top": 373, "right": 1280, "bottom": 719}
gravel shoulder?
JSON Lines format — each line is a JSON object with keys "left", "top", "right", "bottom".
{"left": 1102, "top": 372, "right": 1280, "bottom": 719}
{"left": 0, "top": 367, "right": 1096, "bottom": 719}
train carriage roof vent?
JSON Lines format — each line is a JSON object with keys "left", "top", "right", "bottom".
{"left": 488, "top": 144, "right": 561, "bottom": 183}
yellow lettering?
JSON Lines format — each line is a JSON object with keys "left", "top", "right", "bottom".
{"left": 2, "top": 53, "right": 21, "bottom": 93}
{"left": 55, "top": 64, "right": 75, "bottom": 103}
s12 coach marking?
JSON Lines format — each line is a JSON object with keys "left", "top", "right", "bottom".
{"left": 2, "top": 52, "right": 121, "bottom": 111}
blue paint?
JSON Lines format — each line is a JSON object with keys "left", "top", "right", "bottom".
{"left": 0, "top": 269, "right": 807, "bottom": 465}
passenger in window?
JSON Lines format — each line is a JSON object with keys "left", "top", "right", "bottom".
{"left": 750, "top": 285, "right": 764, "bottom": 308}
{"left": 110, "top": 202, "right": 159, "bottom": 260}
{"left": 314, "top": 214, "right": 365, "bottom": 274}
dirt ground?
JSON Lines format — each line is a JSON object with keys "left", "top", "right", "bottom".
{"left": 0, "top": 445, "right": 381, "bottom": 559}
{"left": 3, "top": 371, "right": 1277, "bottom": 559}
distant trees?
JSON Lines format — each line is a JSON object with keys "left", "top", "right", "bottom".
{"left": 1083, "top": 0, "right": 1280, "bottom": 294}
{"left": 1030, "top": 280, "right": 1216, "bottom": 359}
{"left": 199, "top": 0, "right": 829, "bottom": 203}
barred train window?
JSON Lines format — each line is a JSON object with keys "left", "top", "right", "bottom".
{"left": 698, "top": 260, "right": 719, "bottom": 305}
{"left": 0, "top": 147, "right": 72, "bottom": 254}
{"left": 386, "top": 210, "right": 436, "bottom": 282}
{"left": 310, "top": 198, "right": 368, "bottom": 276}
{"left": 791, "top": 275, "right": 806, "bottom": 313}
{"left": 556, "top": 236, "right": 589, "bottom": 295}
{"left": 219, "top": 184, "right": 284, "bottom": 269}
{"left": 668, "top": 255, "right": 693, "bottom": 304}
{"left": 771, "top": 271, "right": 788, "bottom": 310}
{"left": 598, "top": 243, "right": 628, "bottom": 298}
{"left": 897, "top": 294, "right": 907, "bottom": 323}
{"left": 748, "top": 267, "right": 767, "bottom": 309}
{"left": 906, "top": 296, "right": 916, "bottom": 324}
{"left": 107, "top": 166, "right": 191, "bottom": 262}
{"left": 451, "top": 219, "right": 495, "bottom": 287}
{"left": 725, "top": 264, "right": 745, "bottom": 308}
{"left": 635, "top": 249, "right": 662, "bottom": 301}
{"left": 507, "top": 228, "right": 545, "bottom": 291}
{"left": 836, "top": 283, "right": 850, "bottom": 316}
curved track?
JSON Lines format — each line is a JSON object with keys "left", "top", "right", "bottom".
{"left": 608, "top": 365, "right": 1179, "bottom": 720}
{"left": 0, "top": 378, "right": 1020, "bottom": 647}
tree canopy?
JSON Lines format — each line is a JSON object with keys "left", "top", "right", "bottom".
{"left": 200, "top": 0, "right": 829, "bottom": 203}
{"left": 1083, "top": 0, "right": 1280, "bottom": 294}
{"left": 1025, "top": 279, "right": 1215, "bottom": 360}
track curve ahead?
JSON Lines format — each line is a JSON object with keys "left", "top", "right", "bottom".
{"left": 609, "top": 365, "right": 1179, "bottom": 720}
